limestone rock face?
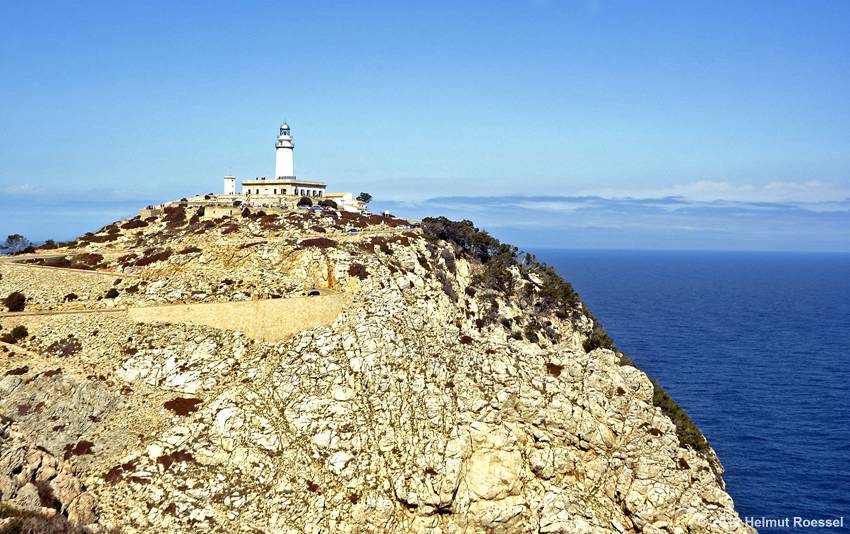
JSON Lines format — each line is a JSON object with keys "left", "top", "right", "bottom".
{"left": 0, "top": 208, "right": 753, "bottom": 533}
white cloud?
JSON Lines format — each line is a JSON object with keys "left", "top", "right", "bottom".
{"left": 1, "top": 183, "right": 42, "bottom": 195}
{"left": 580, "top": 180, "right": 850, "bottom": 204}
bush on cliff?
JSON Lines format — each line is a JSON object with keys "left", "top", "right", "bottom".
{"left": 423, "top": 217, "right": 711, "bottom": 457}
{"left": 163, "top": 206, "right": 186, "bottom": 227}
{"left": 4, "top": 292, "right": 26, "bottom": 312}
{"left": 422, "top": 217, "right": 579, "bottom": 314}
{"left": 651, "top": 379, "right": 710, "bottom": 452}
{"left": 348, "top": 263, "right": 369, "bottom": 280}
{"left": 582, "top": 323, "right": 616, "bottom": 352}
{"left": 134, "top": 248, "right": 173, "bottom": 267}
{"left": 299, "top": 237, "right": 336, "bottom": 249}
{"left": 121, "top": 218, "right": 148, "bottom": 230}
{"left": 1, "top": 325, "right": 28, "bottom": 344}
{"left": 47, "top": 335, "right": 83, "bottom": 357}
{"left": 10, "top": 326, "right": 28, "bottom": 339}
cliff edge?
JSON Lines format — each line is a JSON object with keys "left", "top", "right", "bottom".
{"left": 0, "top": 205, "right": 753, "bottom": 533}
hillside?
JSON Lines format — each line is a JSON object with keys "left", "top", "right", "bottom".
{"left": 0, "top": 205, "right": 753, "bottom": 533}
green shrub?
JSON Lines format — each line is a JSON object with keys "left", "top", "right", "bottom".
{"left": 163, "top": 206, "right": 186, "bottom": 226}
{"left": 47, "top": 336, "right": 82, "bottom": 357}
{"left": 582, "top": 325, "right": 616, "bottom": 352}
{"left": 300, "top": 237, "right": 337, "bottom": 249}
{"left": 134, "top": 248, "right": 172, "bottom": 267}
{"left": 651, "top": 379, "right": 710, "bottom": 453}
{"left": 436, "top": 269, "right": 458, "bottom": 302}
{"left": 80, "top": 232, "right": 120, "bottom": 243}
{"left": 348, "top": 263, "right": 369, "bottom": 280}
{"left": 298, "top": 196, "right": 313, "bottom": 207}
{"left": 4, "top": 291, "right": 25, "bottom": 312}
{"left": 422, "top": 217, "right": 504, "bottom": 262}
{"left": 121, "top": 218, "right": 148, "bottom": 230}
{"left": 318, "top": 199, "right": 337, "bottom": 209}
{"left": 613, "top": 349, "right": 710, "bottom": 454}
{"left": 10, "top": 325, "right": 28, "bottom": 340}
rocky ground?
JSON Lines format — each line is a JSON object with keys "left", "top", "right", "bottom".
{"left": 0, "top": 205, "right": 754, "bottom": 533}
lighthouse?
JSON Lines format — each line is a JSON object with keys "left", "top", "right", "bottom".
{"left": 239, "top": 121, "right": 329, "bottom": 199}
{"left": 275, "top": 122, "right": 295, "bottom": 179}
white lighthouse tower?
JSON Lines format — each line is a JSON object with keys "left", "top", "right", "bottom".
{"left": 275, "top": 122, "right": 295, "bottom": 179}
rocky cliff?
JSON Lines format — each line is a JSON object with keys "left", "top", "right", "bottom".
{"left": 0, "top": 205, "right": 753, "bottom": 533}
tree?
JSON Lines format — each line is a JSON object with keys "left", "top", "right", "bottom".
{"left": 318, "top": 199, "right": 338, "bottom": 209}
{"left": 298, "top": 196, "right": 313, "bottom": 207}
{"left": 1, "top": 234, "right": 32, "bottom": 255}
{"left": 356, "top": 192, "right": 372, "bottom": 204}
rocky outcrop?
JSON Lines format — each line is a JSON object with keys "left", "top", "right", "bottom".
{"left": 0, "top": 207, "right": 753, "bottom": 532}
{"left": 0, "top": 423, "right": 98, "bottom": 531}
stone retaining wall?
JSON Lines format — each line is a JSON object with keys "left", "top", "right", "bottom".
{"left": 127, "top": 292, "right": 350, "bottom": 341}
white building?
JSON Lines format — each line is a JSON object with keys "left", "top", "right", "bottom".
{"left": 324, "top": 192, "right": 366, "bottom": 213}
{"left": 204, "top": 121, "right": 368, "bottom": 212}
{"left": 223, "top": 176, "right": 236, "bottom": 195}
{"left": 241, "top": 122, "right": 327, "bottom": 198}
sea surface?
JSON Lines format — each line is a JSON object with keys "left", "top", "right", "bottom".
{"left": 536, "top": 249, "right": 850, "bottom": 533}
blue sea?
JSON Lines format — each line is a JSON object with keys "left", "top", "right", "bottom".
{"left": 537, "top": 249, "right": 850, "bottom": 533}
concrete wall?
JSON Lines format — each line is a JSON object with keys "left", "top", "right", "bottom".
{"left": 127, "top": 293, "right": 349, "bottom": 342}
{"left": 138, "top": 208, "right": 163, "bottom": 219}
{"left": 202, "top": 206, "right": 243, "bottom": 219}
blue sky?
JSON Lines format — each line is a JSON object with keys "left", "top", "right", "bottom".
{"left": 1, "top": 1, "right": 849, "bottom": 250}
